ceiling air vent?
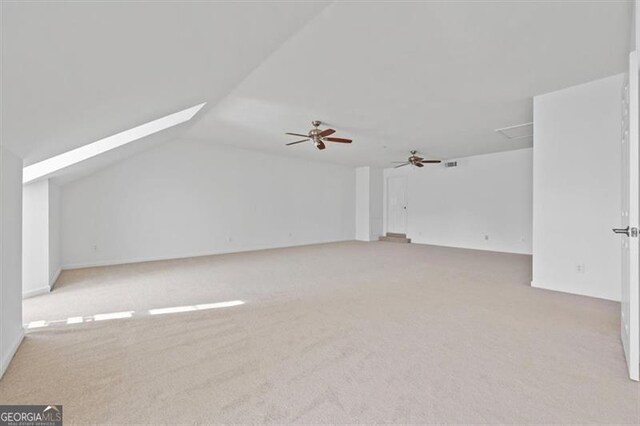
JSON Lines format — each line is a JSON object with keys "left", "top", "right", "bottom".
{"left": 494, "top": 122, "right": 533, "bottom": 140}
{"left": 444, "top": 161, "right": 457, "bottom": 168}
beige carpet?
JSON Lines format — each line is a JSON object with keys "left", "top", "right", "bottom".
{"left": 1, "top": 241, "right": 638, "bottom": 424}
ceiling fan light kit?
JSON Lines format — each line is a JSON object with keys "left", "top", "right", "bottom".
{"left": 285, "top": 120, "right": 353, "bottom": 150}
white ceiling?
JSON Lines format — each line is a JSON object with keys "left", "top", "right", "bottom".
{"left": 186, "top": 1, "right": 632, "bottom": 167}
{"left": 1, "top": 1, "right": 632, "bottom": 178}
{"left": 1, "top": 1, "right": 329, "bottom": 166}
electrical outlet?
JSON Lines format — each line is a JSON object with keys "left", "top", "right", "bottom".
{"left": 576, "top": 264, "right": 585, "bottom": 273}
{"left": 484, "top": 235, "right": 489, "bottom": 241}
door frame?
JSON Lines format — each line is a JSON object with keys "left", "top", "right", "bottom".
{"left": 619, "top": 50, "right": 640, "bottom": 381}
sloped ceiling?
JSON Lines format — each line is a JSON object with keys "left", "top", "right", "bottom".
{"left": 1, "top": 1, "right": 632, "bottom": 179}
{"left": 186, "top": 1, "right": 632, "bottom": 167}
{"left": 1, "top": 1, "right": 329, "bottom": 166}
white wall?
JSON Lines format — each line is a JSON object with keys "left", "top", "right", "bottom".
{"left": 60, "top": 139, "right": 356, "bottom": 268}
{"left": 532, "top": 74, "right": 623, "bottom": 301}
{"left": 370, "top": 169, "right": 383, "bottom": 239}
{"left": 355, "top": 167, "right": 383, "bottom": 241}
{"left": 22, "top": 181, "right": 49, "bottom": 296}
{"left": 22, "top": 179, "right": 61, "bottom": 297}
{"left": 49, "top": 182, "right": 61, "bottom": 285}
{"left": 1, "top": 146, "right": 24, "bottom": 379}
{"left": 355, "top": 167, "right": 370, "bottom": 241}
{"left": 630, "top": 0, "right": 640, "bottom": 51}
{"left": 384, "top": 148, "right": 533, "bottom": 254}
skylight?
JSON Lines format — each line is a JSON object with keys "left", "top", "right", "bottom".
{"left": 23, "top": 102, "right": 206, "bottom": 184}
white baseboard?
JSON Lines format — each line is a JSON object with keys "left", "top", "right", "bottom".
{"left": 531, "top": 281, "right": 619, "bottom": 302}
{"left": 408, "top": 240, "right": 533, "bottom": 256}
{"left": 0, "top": 329, "right": 24, "bottom": 380}
{"left": 22, "top": 267, "right": 61, "bottom": 299}
{"left": 62, "top": 238, "right": 354, "bottom": 270}
{"left": 22, "top": 285, "right": 51, "bottom": 299}
{"left": 49, "top": 267, "right": 62, "bottom": 290}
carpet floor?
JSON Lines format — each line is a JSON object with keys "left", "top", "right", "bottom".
{"left": 1, "top": 241, "right": 638, "bottom": 424}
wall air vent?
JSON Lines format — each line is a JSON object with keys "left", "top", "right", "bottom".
{"left": 494, "top": 122, "right": 533, "bottom": 140}
{"left": 444, "top": 161, "right": 457, "bottom": 168}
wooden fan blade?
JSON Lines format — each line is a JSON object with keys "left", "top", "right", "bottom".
{"left": 286, "top": 132, "right": 309, "bottom": 137}
{"left": 324, "top": 137, "right": 352, "bottom": 143}
{"left": 318, "top": 128, "right": 336, "bottom": 137}
{"left": 286, "top": 139, "right": 309, "bottom": 146}
{"left": 415, "top": 162, "right": 425, "bottom": 168}
{"left": 394, "top": 163, "right": 410, "bottom": 168}
{"left": 316, "top": 141, "right": 326, "bottom": 150}
{"left": 420, "top": 160, "right": 442, "bottom": 163}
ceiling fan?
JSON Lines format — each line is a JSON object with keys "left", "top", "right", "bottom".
{"left": 393, "top": 151, "right": 442, "bottom": 168}
{"left": 285, "top": 120, "right": 352, "bottom": 150}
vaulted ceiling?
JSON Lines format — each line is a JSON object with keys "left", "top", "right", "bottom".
{"left": 1, "top": 1, "right": 329, "bottom": 166}
{"left": 1, "top": 1, "right": 632, "bottom": 180}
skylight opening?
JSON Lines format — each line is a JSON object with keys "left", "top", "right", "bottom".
{"left": 23, "top": 102, "right": 206, "bottom": 184}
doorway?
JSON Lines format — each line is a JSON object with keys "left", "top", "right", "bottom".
{"left": 386, "top": 175, "right": 407, "bottom": 235}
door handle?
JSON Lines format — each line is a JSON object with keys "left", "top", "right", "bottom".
{"left": 613, "top": 226, "right": 639, "bottom": 237}
{"left": 613, "top": 226, "right": 630, "bottom": 236}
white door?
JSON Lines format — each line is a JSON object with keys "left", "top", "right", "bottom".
{"left": 387, "top": 176, "right": 407, "bottom": 234}
{"left": 615, "top": 50, "right": 639, "bottom": 381}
